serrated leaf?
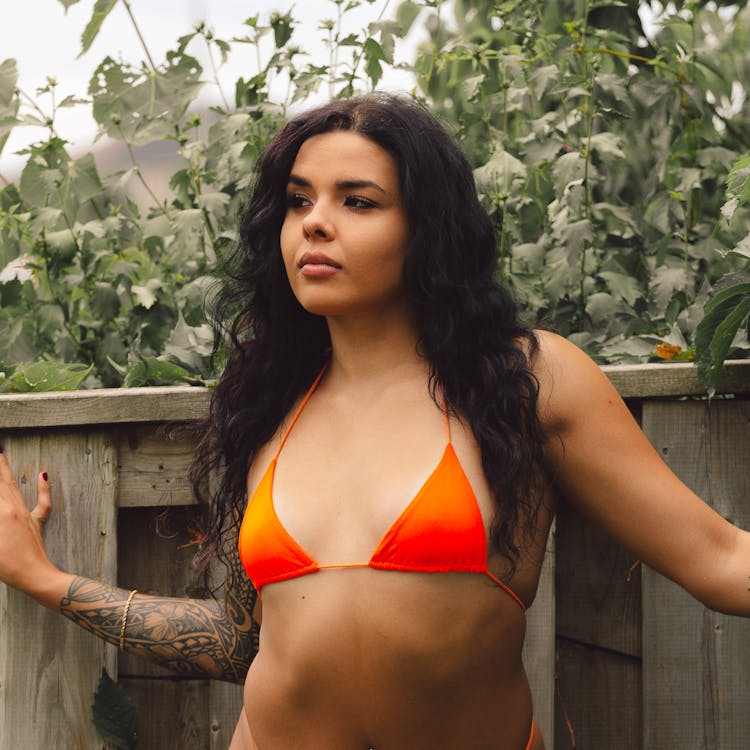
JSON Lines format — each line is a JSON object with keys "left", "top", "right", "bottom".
{"left": 721, "top": 196, "right": 739, "bottom": 222}
{"left": 530, "top": 65, "right": 559, "bottom": 100}
{"left": 474, "top": 149, "right": 527, "bottom": 196}
{"left": 79, "top": 0, "right": 118, "bottom": 57}
{"left": 90, "top": 54, "right": 203, "bottom": 146}
{"left": 364, "top": 38, "right": 385, "bottom": 88}
{"left": 589, "top": 132, "right": 625, "bottom": 160}
{"left": 552, "top": 152, "right": 585, "bottom": 196}
{"left": 90, "top": 282, "right": 121, "bottom": 320}
{"left": 45, "top": 229, "right": 78, "bottom": 258}
{"left": 0, "top": 58, "right": 18, "bottom": 109}
{"left": 0, "top": 361, "right": 92, "bottom": 393}
{"left": 91, "top": 669, "right": 138, "bottom": 750}
{"left": 727, "top": 231, "right": 750, "bottom": 260}
{"left": 123, "top": 357, "right": 192, "bottom": 387}
{"left": 396, "top": 0, "right": 420, "bottom": 35}
{"left": 651, "top": 263, "right": 690, "bottom": 312}
{"left": 270, "top": 11, "right": 294, "bottom": 49}
{"left": 726, "top": 153, "right": 750, "bottom": 204}
{"left": 132, "top": 278, "right": 162, "bottom": 310}
{"left": 599, "top": 271, "right": 643, "bottom": 307}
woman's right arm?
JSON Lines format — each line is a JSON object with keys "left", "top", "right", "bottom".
{"left": 0, "top": 449, "right": 259, "bottom": 684}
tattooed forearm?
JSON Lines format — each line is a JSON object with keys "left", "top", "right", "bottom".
{"left": 59, "top": 576, "right": 259, "bottom": 683}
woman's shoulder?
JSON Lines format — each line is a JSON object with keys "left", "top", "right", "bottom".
{"left": 526, "top": 329, "right": 621, "bottom": 431}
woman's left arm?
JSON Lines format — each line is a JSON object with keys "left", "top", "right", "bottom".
{"left": 536, "top": 331, "right": 750, "bottom": 616}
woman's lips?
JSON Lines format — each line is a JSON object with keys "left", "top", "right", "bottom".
{"left": 300, "top": 262, "right": 340, "bottom": 278}
{"left": 299, "top": 252, "right": 341, "bottom": 278}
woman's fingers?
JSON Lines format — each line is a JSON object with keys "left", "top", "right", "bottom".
{"left": 0, "top": 448, "right": 17, "bottom": 485}
{"left": 31, "top": 471, "right": 52, "bottom": 530}
{"left": 0, "top": 449, "right": 52, "bottom": 531}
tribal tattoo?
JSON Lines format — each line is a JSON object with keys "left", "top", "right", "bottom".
{"left": 59, "top": 550, "right": 259, "bottom": 683}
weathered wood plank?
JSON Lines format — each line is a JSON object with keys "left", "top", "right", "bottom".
{"left": 555, "top": 638, "right": 642, "bottom": 750}
{"left": 118, "top": 506, "right": 205, "bottom": 678}
{"left": 555, "top": 503, "right": 641, "bottom": 658}
{"left": 601, "top": 359, "right": 750, "bottom": 398}
{"left": 523, "top": 523, "right": 556, "bottom": 749}
{"left": 118, "top": 506, "right": 245, "bottom": 746}
{"left": 116, "top": 425, "right": 198, "bottom": 507}
{"left": 120, "top": 678, "right": 209, "bottom": 749}
{"left": 0, "top": 361, "right": 748, "bottom": 430}
{"left": 210, "top": 680, "right": 245, "bottom": 750}
{"left": 0, "top": 386, "right": 211, "bottom": 428}
{"left": 642, "top": 400, "right": 750, "bottom": 749}
{"left": 0, "top": 430, "right": 118, "bottom": 749}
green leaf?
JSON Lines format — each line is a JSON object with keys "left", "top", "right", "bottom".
{"left": 695, "top": 296, "right": 750, "bottom": 392}
{"left": 0, "top": 58, "right": 18, "bottom": 109}
{"left": 474, "top": 149, "right": 527, "bottom": 197}
{"left": 70, "top": 152, "right": 104, "bottom": 206}
{"left": 91, "top": 669, "right": 138, "bottom": 750}
{"left": 90, "top": 54, "right": 203, "bottom": 146}
{"left": 270, "top": 11, "right": 294, "bottom": 49}
{"left": 726, "top": 154, "right": 750, "bottom": 204}
{"left": 90, "top": 282, "right": 121, "bottom": 320}
{"left": 363, "top": 38, "right": 386, "bottom": 88}
{"left": 58, "top": 0, "right": 81, "bottom": 10}
{"left": 79, "top": 0, "right": 118, "bottom": 57}
{"left": 599, "top": 271, "right": 643, "bottom": 307}
{"left": 123, "top": 357, "right": 192, "bottom": 387}
{"left": 395, "top": 0, "right": 421, "bottom": 35}
{"left": 552, "top": 152, "right": 585, "bottom": 196}
{"left": 0, "top": 361, "right": 92, "bottom": 393}
{"left": 131, "top": 278, "right": 162, "bottom": 310}
{"left": 588, "top": 132, "right": 625, "bottom": 160}
{"left": 702, "top": 279, "right": 750, "bottom": 319}
{"left": 530, "top": 65, "right": 559, "bottom": 100}
{"left": 651, "top": 263, "right": 691, "bottom": 313}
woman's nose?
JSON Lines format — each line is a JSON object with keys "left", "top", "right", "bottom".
{"left": 302, "top": 203, "right": 334, "bottom": 240}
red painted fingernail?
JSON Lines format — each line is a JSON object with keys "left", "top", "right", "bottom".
{"left": 42, "top": 472, "right": 48, "bottom": 481}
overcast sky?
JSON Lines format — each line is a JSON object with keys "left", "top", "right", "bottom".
{"left": 0, "top": 0, "right": 422, "bottom": 175}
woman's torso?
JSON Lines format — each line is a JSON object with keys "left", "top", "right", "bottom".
{"left": 238, "top": 366, "right": 554, "bottom": 749}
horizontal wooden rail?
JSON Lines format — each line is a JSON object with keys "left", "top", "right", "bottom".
{"left": 0, "top": 361, "right": 748, "bottom": 430}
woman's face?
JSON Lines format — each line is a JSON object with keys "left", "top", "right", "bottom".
{"left": 280, "top": 130, "right": 410, "bottom": 319}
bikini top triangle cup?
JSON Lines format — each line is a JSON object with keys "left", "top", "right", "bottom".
{"left": 238, "top": 365, "right": 526, "bottom": 611}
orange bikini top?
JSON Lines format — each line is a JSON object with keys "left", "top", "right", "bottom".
{"left": 238, "top": 366, "right": 526, "bottom": 610}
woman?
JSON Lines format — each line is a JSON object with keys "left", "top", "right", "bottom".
{"left": 0, "top": 94, "right": 749, "bottom": 750}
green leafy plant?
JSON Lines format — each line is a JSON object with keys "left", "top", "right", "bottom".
{"left": 1, "top": 0, "right": 749, "bottom": 392}
{"left": 91, "top": 668, "right": 138, "bottom": 749}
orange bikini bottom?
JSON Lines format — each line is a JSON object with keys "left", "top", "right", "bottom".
{"left": 255, "top": 720, "right": 536, "bottom": 750}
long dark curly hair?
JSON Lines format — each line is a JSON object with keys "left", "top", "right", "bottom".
{"left": 190, "top": 93, "right": 545, "bottom": 582}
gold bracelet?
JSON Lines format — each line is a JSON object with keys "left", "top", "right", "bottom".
{"left": 119, "top": 589, "right": 138, "bottom": 651}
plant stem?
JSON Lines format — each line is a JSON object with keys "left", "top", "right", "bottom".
{"left": 18, "top": 89, "right": 60, "bottom": 138}
{"left": 188, "top": 170, "right": 217, "bottom": 266}
{"left": 578, "top": 0, "right": 595, "bottom": 330}
{"left": 576, "top": 46, "right": 680, "bottom": 77}
{"left": 117, "top": 125, "right": 172, "bottom": 219}
{"left": 348, "top": 0, "right": 393, "bottom": 86}
{"left": 39, "top": 232, "right": 88, "bottom": 361}
{"left": 204, "top": 35, "right": 230, "bottom": 110}
{"left": 121, "top": 0, "right": 159, "bottom": 74}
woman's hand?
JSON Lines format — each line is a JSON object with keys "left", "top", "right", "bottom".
{"left": 0, "top": 448, "right": 56, "bottom": 593}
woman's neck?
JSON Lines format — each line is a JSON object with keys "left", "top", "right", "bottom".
{"left": 324, "top": 307, "right": 426, "bottom": 391}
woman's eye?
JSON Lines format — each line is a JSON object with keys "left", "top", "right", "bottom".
{"left": 286, "top": 193, "right": 310, "bottom": 209}
{"left": 345, "top": 196, "right": 376, "bottom": 209}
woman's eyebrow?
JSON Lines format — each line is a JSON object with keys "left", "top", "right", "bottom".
{"left": 287, "top": 173, "right": 386, "bottom": 194}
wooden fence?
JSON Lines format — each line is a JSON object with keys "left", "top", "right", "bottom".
{"left": 0, "top": 361, "right": 748, "bottom": 749}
